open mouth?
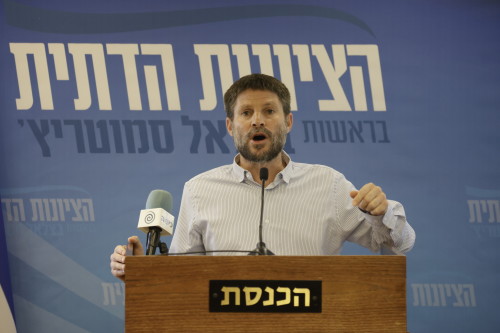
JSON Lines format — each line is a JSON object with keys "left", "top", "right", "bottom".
{"left": 252, "top": 134, "right": 267, "bottom": 142}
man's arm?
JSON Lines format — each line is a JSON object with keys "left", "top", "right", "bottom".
{"left": 339, "top": 179, "right": 415, "bottom": 254}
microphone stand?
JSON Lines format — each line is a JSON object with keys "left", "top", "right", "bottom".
{"left": 249, "top": 168, "right": 274, "bottom": 256}
{"left": 146, "top": 226, "right": 169, "bottom": 255}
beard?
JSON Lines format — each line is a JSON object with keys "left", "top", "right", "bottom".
{"left": 233, "top": 123, "right": 288, "bottom": 163}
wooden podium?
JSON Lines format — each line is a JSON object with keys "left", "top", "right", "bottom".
{"left": 125, "top": 255, "right": 407, "bottom": 332}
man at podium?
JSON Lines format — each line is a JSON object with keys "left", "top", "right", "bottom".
{"left": 110, "top": 74, "right": 415, "bottom": 281}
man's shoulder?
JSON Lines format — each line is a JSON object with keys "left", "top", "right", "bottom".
{"left": 290, "top": 162, "right": 353, "bottom": 194}
{"left": 292, "top": 161, "right": 344, "bottom": 178}
{"left": 186, "top": 164, "right": 233, "bottom": 185}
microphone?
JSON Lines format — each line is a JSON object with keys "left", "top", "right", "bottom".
{"left": 137, "top": 190, "right": 175, "bottom": 255}
{"left": 249, "top": 167, "right": 274, "bottom": 255}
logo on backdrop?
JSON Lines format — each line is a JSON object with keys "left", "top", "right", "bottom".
{"left": 0, "top": 187, "right": 96, "bottom": 237}
{"left": 6, "top": 4, "right": 392, "bottom": 156}
{"left": 101, "top": 282, "right": 124, "bottom": 307}
{"left": 9, "top": 43, "right": 385, "bottom": 113}
{"left": 411, "top": 283, "right": 476, "bottom": 308}
{"left": 466, "top": 187, "right": 500, "bottom": 238}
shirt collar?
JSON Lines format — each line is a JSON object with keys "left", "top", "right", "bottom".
{"left": 279, "top": 152, "right": 293, "bottom": 184}
{"left": 232, "top": 155, "right": 247, "bottom": 182}
{"left": 231, "top": 151, "right": 294, "bottom": 184}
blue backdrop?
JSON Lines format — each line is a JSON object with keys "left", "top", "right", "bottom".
{"left": 1, "top": 0, "right": 499, "bottom": 332}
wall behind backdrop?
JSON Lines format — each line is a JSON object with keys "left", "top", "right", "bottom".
{"left": 1, "top": 0, "right": 499, "bottom": 332}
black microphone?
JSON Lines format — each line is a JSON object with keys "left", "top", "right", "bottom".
{"left": 249, "top": 167, "right": 274, "bottom": 255}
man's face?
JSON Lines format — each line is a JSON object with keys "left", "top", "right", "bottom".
{"left": 226, "top": 89, "right": 293, "bottom": 163}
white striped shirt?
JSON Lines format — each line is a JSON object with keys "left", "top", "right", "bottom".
{"left": 170, "top": 154, "right": 415, "bottom": 255}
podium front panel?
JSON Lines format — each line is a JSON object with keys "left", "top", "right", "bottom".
{"left": 125, "top": 255, "right": 406, "bottom": 333}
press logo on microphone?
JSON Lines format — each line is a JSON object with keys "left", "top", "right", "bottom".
{"left": 144, "top": 211, "right": 155, "bottom": 224}
{"left": 137, "top": 208, "right": 174, "bottom": 235}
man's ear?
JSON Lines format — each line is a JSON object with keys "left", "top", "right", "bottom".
{"left": 286, "top": 113, "right": 293, "bottom": 133}
{"left": 226, "top": 117, "right": 233, "bottom": 136}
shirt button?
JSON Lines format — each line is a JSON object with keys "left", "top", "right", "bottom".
{"left": 265, "top": 219, "right": 270, "bottom": 224}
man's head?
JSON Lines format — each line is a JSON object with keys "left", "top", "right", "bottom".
{"left": 224, "top": 74, "right": 291, "bottom": 121}
{"left": 225, "top": 74, "right": 293, "bottom": 164}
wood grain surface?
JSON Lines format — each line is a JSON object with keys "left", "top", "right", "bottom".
{"left": 125, "top": 255, "right": 407, "bottom": 333}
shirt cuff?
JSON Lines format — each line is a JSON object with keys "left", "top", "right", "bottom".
{"left": 361, "top": 200, "right": 406, "bottom": 252}
{"left": 382, "top": 200, "right": 408, "bottom": 252}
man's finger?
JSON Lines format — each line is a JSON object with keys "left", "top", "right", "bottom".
{"left": 110, "top": 260, "right": 124, "bottom": 272}
{"left": 111, "top": 246, "right": 126, "bottom": 263}
{"left": 128, "top": 236, "right": 144, "bottom": 256}
{"left": 365, "top": 192, "right": 386, "bottom": 212}
{"left": 363, "top": 186, "right": 382, "bottom": 204}
{"left": 370, "top": 200, "right": 388, "bottom": 216}
{"left": 126, "top": 242, "right": 134, "bottom": 256}
{"left": 352, "top": 183, "right": 374, "bottom": 206}
{"left": 111, "top": 265, "right": 125, "bottom": 281}
{"left": 363, "top": 190, "right": 388, "bottom": 215}
{"left": 126, "top": 236, "right": 139, "bottom": 255}
{"left": 114, "top": 244, "right": 126, "bottom": 256}
{"left": 370, "top": 205, "right": 387, "bottom": 216}
{"left": 364, "top": 199, "right": 380, "bottom": 213}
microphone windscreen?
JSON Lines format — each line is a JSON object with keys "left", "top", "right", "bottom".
{"left": 260, "top": 167, "right": 269, "bottom": 181}
{"left": 145, "top": 189, "right": 173, "bottom": 213}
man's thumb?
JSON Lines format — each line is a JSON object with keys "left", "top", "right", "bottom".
{"left": 127, "top": 236, "right": 144, "bottom": 256}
